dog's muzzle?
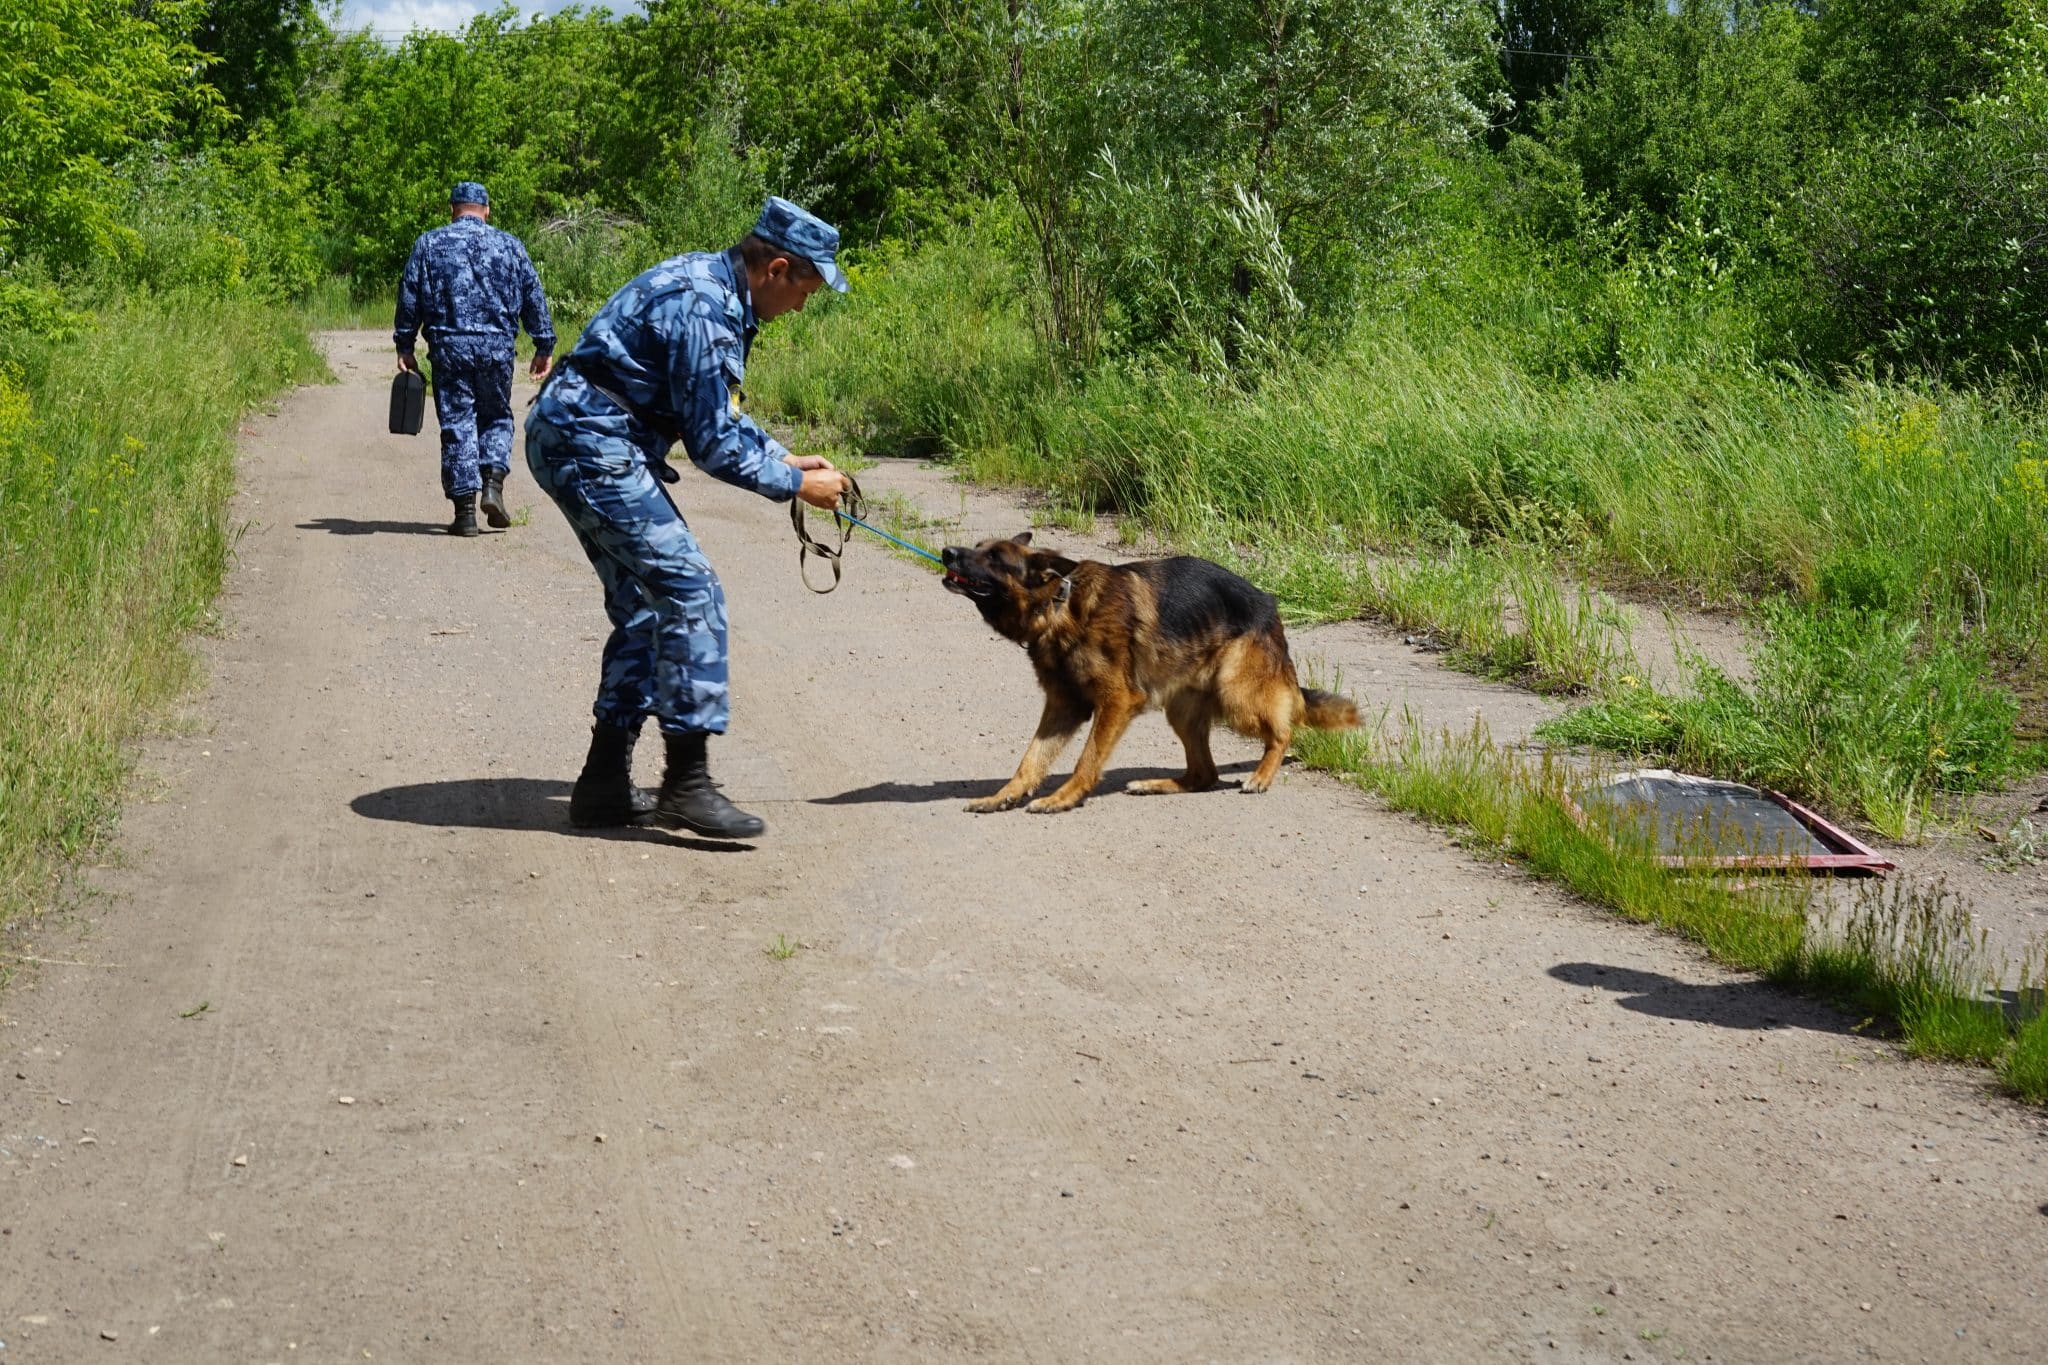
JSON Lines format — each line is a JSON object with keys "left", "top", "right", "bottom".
{"left": 942, "top": 571, "right": 989, "bottom": 598}
{"left": 940, "top": 548, "right": 991, "bottom": 598}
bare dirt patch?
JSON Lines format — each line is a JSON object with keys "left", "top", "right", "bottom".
{"left": 3, "top": 334, "right": 2044, "bottom": 1361}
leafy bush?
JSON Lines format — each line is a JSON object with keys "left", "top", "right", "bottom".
{"left": 1517, "top": 1, "right": 1815, "bottom": 246}
{"left": 0, "top": 269, "right": 81, "bottom": 342}
{"left": 102, "top": 139, "right": 323, "bottom": 300}
{"left": 1781, "top": 114, "right": 2048, "bottom": 378}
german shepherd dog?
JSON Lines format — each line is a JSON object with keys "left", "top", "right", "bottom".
{"left": 940, "top": 533, "right": 1360, "bottom": 813}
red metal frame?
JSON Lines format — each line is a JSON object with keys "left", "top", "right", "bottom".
{"left": 1561, "top": 782, "right": 1896, "bottom": 874}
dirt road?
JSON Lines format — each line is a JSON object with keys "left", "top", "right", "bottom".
{"left": 3, "top": 333, "right": 2044, "bottom": 1362}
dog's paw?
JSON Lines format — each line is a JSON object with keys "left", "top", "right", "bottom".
{"left": 965, "top": 793, "right": 1020, "bottom": 814}
{"left": 1240, "top": 777, "right": 1273, "bottom": 794}
{"left": 1025, "top": 795, "right": 1082, "bottom": 814}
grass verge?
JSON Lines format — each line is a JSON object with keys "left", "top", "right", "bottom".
{"left": 1293, "top": 719, "right": 2048, "bottom": 1104}
{"left": 2001, "top": 1003, "right": 2048, "bottom": 1103}
{"left": 0, "top": 292, "right": 322, "bottom": 933}
{"left": 1538, "top": 601, "right": 2032, "bottom": 839}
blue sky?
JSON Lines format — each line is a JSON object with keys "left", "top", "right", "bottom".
{"left": 334, "top": 1, "right": 641, "bottom": 37}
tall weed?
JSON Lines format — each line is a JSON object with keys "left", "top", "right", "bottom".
{"left": 2002, "top": 1003, "right": 2048, "bottom": 1103}
{"left": 1779, "top": 880, "right": 2010, "bottom": 1064}
{"left": 748, "top": 207, "right": 1048, "bottom": 459}
{"left": 0, "top": 295, "right": 321, "bottom": 927}
{"left": 1540, "top": 602, "right": 2023, "bottom": 837}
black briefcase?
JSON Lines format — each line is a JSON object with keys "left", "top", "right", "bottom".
{"left": 388, "top": 369, "right": 426, "bottom": 435}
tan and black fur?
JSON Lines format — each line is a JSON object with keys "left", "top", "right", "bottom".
{"left": 940, "top": 532, "right": 1359, "bottom": 814}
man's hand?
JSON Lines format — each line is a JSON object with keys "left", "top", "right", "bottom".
{"left": 530, "top": 352, "right": 553, "bottom": 381}
{"left": 396, "top": 352, "right": 420, "bottom": 375}
{"left": 795, "top": 467, "right": 851, "bottom": 510}
{"left": 782, "top": 452, "right": 836, "bottom": 473}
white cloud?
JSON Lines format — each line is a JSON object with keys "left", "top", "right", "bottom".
{"left": 336, "top": 1, "right": 636, "bottom": 35}
{"left": 339, "top": 1, "right": 494, "bottom": 34}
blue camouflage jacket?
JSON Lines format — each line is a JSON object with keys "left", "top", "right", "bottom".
{"left": 394, "top": 215, "right": 554, "bottom": 367}
{"left": 532, "top": 248, "right": 802, "bottom": 501}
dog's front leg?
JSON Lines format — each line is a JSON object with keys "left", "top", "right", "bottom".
{"left": 1027, "top": 691, "right": 1142, "bottom": 814}
{"left": 967, "top": 692, "right": 1088, "bottom": 813}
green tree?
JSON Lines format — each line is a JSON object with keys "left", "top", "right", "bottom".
{"left": 1783, "top": 110, "right": 2048, "bottom": 376}
{"left": 943, "top": 0, "right": 1491, "bottom": 372}
{"left": 942, "top": 0, "right": 1113, "bottom": 367}
{"left": 190, "top": 0, "right": 325, "bottom": 129}
{"left": 1495, "top": 0, "right": 1659, "bottom": 128}
{"left": 618, "top": 0, "right": 966, "bottom": 238}
{"left": 302, "top": 12, "right": 548, "bottom": 285}
{"left": 1511, "top": 1, "right": 1816, "bottom": 250}
{"left": 0, "top": 0, "right": 221, "bottom": 270}
{"left": 1093, "top": 0, "right": 1494, "bottom": 366}
{"left": 1807, "top": 0, "right": 2010, "bottom": 128}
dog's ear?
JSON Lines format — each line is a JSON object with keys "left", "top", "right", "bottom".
{"left": 1027, "top": 554, "right": 1078, "bottom": 586}
{"left": 1010, "top": 531, "right": 1033, "bottom": 546}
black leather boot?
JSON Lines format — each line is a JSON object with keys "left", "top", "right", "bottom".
{"left": 568, "top": 722, "right": 656, "bottom": 828}
{"left": 479, "top": 468, "right": 511, "bottom": 528}
{"left": 651, "top": 731, "right": 765, "bottom": 840}
{"left": 449, "top": 492, "right": 479, "bottom": 537}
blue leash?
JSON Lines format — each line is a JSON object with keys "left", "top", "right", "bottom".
{"left": 835, "top": 509, "right": 945, "bottom": 566}
{"left": 791, "top": 474, "right": 944, "bottom": 592}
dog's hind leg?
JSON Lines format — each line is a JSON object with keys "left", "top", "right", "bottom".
{"left": 967, "top": 691, "right": 1090, "bottom": 813}
{"left": 1028, "top": 690, "right": 1143, "bottom": 813}
{"left": 1243, "top": 726, "right": 1290, "bottom": 793}
{"left": 1241, "top": 679, "right": 1299, "bottom": 794}
{"left": 1127, "top": 694, "right": 1219, "bottom": 795}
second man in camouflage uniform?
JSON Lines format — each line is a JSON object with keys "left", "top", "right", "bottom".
{"left": 395, "top": 180, "right": 555, "bottom": 536}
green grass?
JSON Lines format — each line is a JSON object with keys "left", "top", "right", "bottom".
{"left": 1776, "top": 879, "right": 2011, "bottom": 1064}
{"left": 2001, "top": 1004, "right": 2048, "bottom": 1102}
{"left": 1349, "top": 545, "right": 1640, "bottom": 695}
{"left": 298, "top": 275, "right": 389, "bottom": 331}
{"left": 1293, "top": 718, "right": 2048, "bottom": 1103}
{"left": 0, "top": 292, "right": 322, "bottom": 930}
{"left": 764, "top": 934, "right": 802, "bottom": 961}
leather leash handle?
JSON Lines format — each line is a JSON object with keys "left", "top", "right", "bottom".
{"left": 791, "top": 473, "right": 865, "bottom": 594}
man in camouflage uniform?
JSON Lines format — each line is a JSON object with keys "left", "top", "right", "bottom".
{"left": 524, "top": 196, "right": 850, "bottom": 840}
{"left": 395, "top": 180, "right": 555, "bottom": 536}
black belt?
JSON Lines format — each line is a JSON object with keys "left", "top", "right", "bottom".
{"left": 544, "top": 357, "right": 684, "bottom": 484}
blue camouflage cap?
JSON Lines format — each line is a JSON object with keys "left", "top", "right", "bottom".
{"left": 450, "top": 180, "right": 490, "bottom": 206}
{"left": 751, "top": 196, "right": 848, "bottom": 292}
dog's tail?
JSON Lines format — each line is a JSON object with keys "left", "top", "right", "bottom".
{"left": 1301, "top": 687, "right": 1360, "bottom": 730}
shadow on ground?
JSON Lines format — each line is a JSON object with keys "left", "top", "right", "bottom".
{"left": 814, "top": 760, "right": 1262, "bottom": 806}
{"left": 352, "top": 777, "right": 754, "bottom": 853}
{"left": 1550, "top": 962, "right": 1861, "bottom": 1036}
{"left": 299, "top": 517, "right": 485, "bottom": 536}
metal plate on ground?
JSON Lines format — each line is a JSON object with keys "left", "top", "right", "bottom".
{"left": 1571, "top": 768, "right": 1894, "bottom": 873}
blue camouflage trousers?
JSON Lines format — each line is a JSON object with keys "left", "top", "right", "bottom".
{"left": 524, "top": 417, "right": 730, "bottom": 735}
{"left": 431, "top": 359, "right": 515, "bottom": 498}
